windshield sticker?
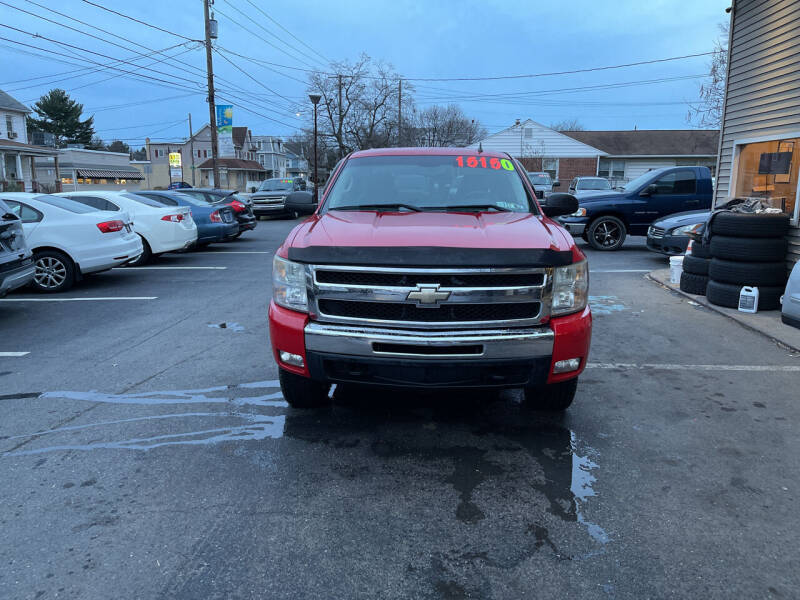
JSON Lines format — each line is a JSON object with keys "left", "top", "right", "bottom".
{"left": 456, "top": 156, "right": 515, "bottom": 171}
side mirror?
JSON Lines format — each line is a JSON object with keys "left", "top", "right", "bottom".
{"left": 552, "top": 181, "right": 561, "bottom": 188}
{"left": 285, "top": 191, "right": 317, "bottom": 215}
{"left": 640, "top": 184, "right": 658, "bottom": 196}
{"left": 542, "top": 193, "right": 579, "bottom": 218}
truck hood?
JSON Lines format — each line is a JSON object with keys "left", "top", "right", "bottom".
{"left": 577, "top": 190, "right": 625, "bottom": 204}
{"left": 287, "top": 210, "right": 573, "bottom": 252}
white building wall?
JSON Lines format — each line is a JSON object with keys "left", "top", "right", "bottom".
{"left": 471, "top": 119, "right": 604, "bottom": 158}
{"left": 1, "top": 110, "right": 28, "bottom": 143}
{"left": 623, "top": 158, "right": 677, "bottom": 180}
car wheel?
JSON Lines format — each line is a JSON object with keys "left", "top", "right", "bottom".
{"left": 709, "top": 211, "right": 790, "bottom": 238}
{"left": 32, "top": 250, "right": 75, "bottom": 293}
{"left": 679, "top": 271, "right": 708, "bottom": 295}
{"left": 279, "top": 369, "right": 331, "bottom": 408}
{"left": 710, "top": 235, "right": 787, "bottom": 262}
{"left": 682, "top": 254, "right": 710, "bottom": 276}
{"left": 523, "top": 378, "right": 578, "bottom": 411}
{"left": 126, "top": 235, "right": 152, "bottom": 266}
{"left": 706, "top": 279, "right": 783, "bottom": 310}
{"left": 587, "top": 216, "right": 626, "bottom": 250}
{"left": 708, "top": 258, "right": 788, "bottom": 287}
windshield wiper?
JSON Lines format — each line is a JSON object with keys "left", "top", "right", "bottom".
{"left": 331, "top": 203, "right": 422, "bottom": 212}
{"left": 437, "top": 204, "right": 512, "bottom": 212}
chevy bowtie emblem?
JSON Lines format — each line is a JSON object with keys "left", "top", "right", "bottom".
{"left": 406, "top": 284, "right": 450, "bottom": 306}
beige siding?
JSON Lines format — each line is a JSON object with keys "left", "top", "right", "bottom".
{"left": 716, "top": 0, "right": 800, "bottom": 265}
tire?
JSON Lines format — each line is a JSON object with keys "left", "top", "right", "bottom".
{"left": 523, "top": 378, "right": 578, "bottom": 411}
{"left": 689, "top": 242, "right": 712, "bottom": 259}
{"left": 706, "top": 279, "right": 784, "bottom": 310}
{"left": 710, "top": 235, "right": 787, "bottom": 262}
{"left": 231, "top": 232, "right": 243, "bottom": 239}
{"left": 683, "top": 254, "right": 710, "bottom": 276}
{"left": 126, "top": 235, "right": 152, "bottom": 266}
{"left": 279, "top": 369, "right": 331, "bottom": 408}
{"left": 586, "top": 216, "right": 627, "bottom": 251}
{"left": 32, "top": 249, "right": 75, "bottom": 293}
{"left": 708, "top": 258, "right": 787, "bottom": 287}
{"left": 679, "top": 271, "right": 708, "bottom": 295}
{"left": 709, "top": 211, "right": 790, "bottom": 238}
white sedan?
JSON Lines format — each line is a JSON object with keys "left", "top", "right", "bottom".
{"left": 58, "top": 191, "right": 197, "bottom": 265}
{"left": 0, "top": 193, "right": 143, "bottom": 293}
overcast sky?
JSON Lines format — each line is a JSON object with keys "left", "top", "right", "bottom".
{"left": 0, "top": 0, "right": 731, "bottom": 148}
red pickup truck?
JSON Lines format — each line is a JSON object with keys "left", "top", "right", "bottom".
{"left": 269, "top": 148, "right": 591, "bottom": 411}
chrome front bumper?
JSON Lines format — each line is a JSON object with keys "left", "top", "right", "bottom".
{"left": 304, "top": 321, "right": 554, "bottom": 360}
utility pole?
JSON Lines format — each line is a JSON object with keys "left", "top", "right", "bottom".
{"left": 188, "top": 113, "right": 196, "bottom": 186}
{"left": 203, "top": 0, "right": 220, "bottom": 188}
{"left": 337, "top": 73, "right": 343, "bottom": 159}
{"left": 398, "top": 79, "right": 402, "bottom": 147}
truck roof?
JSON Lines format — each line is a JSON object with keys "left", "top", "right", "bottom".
{"left": 349, "top": 147, "right": 510, "bottom": 159}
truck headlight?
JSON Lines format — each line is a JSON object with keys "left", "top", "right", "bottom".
{"left": 571, "top": 208, "right": 587, "bottom": 217}
{"left": 273, "top": 255, "right": 308, "bottom": 312}
{"left": 551, "top": 260, "right": 589, "bottom": 316}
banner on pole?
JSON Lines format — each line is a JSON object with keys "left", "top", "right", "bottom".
{"left": 216, "top": 104, "right": 235, "bottom": 157}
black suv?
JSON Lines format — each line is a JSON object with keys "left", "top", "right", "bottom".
{"left": 0, "top": 198, "right": 35, "bottom": 296}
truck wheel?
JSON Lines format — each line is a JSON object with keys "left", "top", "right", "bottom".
{"left": 524, "top": 378, "right": 578, "bottom": 411}
{"left": 279, "top": 369, "right": 330, "bottom": 408}
{"left": 587, "top": 216, "right": 626, "bottom": 251}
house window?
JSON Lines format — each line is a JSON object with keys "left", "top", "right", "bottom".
{"left": 542, "top": 158, "right": 558, "bottom": 181}
{"left": 203, "top": 150, "right": 208, "bottom": 158}
{"left": 6, "top": 115, "right": 14, "bottom": 137}
{"left": 732, "top": 136, "right": 800, "bottom": 223}
{"left": 523, "top": 127, "right": 533, "bottom": 139}
{"left": 598, "top": 159, "right": 625, "bottom": 179}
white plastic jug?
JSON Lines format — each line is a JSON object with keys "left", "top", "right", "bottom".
{"left": 739, "top": 286, "right": 759, "bottom": 313}
{"left": 669, "top": 255, "right": 684, "bottom": 284}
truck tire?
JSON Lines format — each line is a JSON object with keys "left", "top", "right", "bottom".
{"left": 709, "top": 211, "right": 790, "bottom": 238}
{"left": 710, "top": 235, "right": 787, "bottom": 262}
{"left": 708, "top": 258, "right": 788, "bottom": 287}
{"left": 524, "top": 378, "right": 578, "bottom": 411}
{"left": 682, "top": 254, "right": 710, "bottom": 276}
{"left": 706, "top": 279, "right": 784, "bottom": 310}
{"left": 689, "top": 242, "right": 712, "bottom": 259}
{"left": 279, "top": 369, "right": 331, "bottom": 408}
{"left": 586, "top": 216, "right": 627, "bottom": 251}
{"left": 679, "top": 271, "right": 708, "bottom": 295}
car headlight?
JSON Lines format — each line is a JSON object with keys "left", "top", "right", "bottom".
{"left": 571, "top": 208, "right": 587, "bottom": 217}
{"left": 670, "top": 223, "right": 704, "bottom": 236}
{"left": 551, "top": 260, "right": 589, "bottom": 316}
{"left": 273, "top": 255, "right": 308, "bottom": 312}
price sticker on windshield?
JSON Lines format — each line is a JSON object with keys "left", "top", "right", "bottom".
{"left": 456, "top": 156, "right": 515, "bottom": 171}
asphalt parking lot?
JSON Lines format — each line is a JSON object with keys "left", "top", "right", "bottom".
{"left": 2, "top": 223, "right": 799, "bottom": 599}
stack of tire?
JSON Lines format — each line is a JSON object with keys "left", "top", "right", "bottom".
{"left": 680, "top": 241, "right": 712, "bottom": 295}
{"left": 704, "top": 212, "right": 790, "bottom": 310}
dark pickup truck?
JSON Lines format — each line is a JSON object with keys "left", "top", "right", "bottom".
{"left": 557, "top": 166, "right": 713, "bottom": 250}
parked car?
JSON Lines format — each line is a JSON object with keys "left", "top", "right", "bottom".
{"left": 177, "top": 188, "right": 257, "bottom": 236}
{"left": 568, "top": 177, "right": 612, "bottom": 198}
{"left": 556, "top": 166, "right": 714, "bottom": 250}
{"left": 0, "top": 193, "right": 142, "bottom": 292}
{"left": 526, "top": 172, "right": 557, "bottom": 200}
{"left": 134, "top": 190, "right": 239, "bottom": 246}
{"left": 646, "top": 210, "right": 711, "bottom": 255}
{"left": 251, "top": 178, "right": 307, "bottom": 218}
{"left": 269, "top": 148, "right": 590, "bottom": 411}
{"left": 0, "top": 197, "right": 35, "bottom": 297}
{"left": 168, "top": 181, "right": 192, "bottom": 189}
{"left": 57, "top": 191, "right": 197, "bottom": 265}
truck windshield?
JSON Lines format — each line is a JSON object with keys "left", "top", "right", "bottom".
{"left": 579, "top": 179, "right": 611, "bottom": 190}
{"left": 258, "top": 179, "right": 295, "bottom": 192}
{"left": 622, "top": 168, "right": 669, "bottom": 192}
{"left": 528, "top": 174, "right": 551, "bottom": 185}
{"left": 325, "top": 155, "right": 535, "bottom": 213}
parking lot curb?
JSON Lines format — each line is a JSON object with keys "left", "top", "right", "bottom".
{"left": 647, "top": 269, "right": 800, "bottom": 354}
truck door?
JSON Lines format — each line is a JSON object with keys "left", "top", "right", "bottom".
{"left": 650, "top": 168, "right": 698, "bottom": 219}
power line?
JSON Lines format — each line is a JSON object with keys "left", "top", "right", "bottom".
{"left": 95, "top": 118, "right": 187, "bottom": 133}
{"left": 78, "top": 0, "right": 199, "bottom": 42}
{"left": 215, "top": 46, "right": 308, "bottom": 85}
{"left": 242, "top": 0, "right": 331, "bottom": 64}
{"left": 213, "top": 48, "right": 297, "bottom": 105}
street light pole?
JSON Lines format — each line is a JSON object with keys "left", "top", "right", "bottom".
{"left": 309, "top": 94, "right": 321, "bottom": 203}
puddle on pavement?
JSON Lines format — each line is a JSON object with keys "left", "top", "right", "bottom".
{"left": 589, "top": 295, "right": 628, "bottom": 315}
{"left": 208, "top": 321, "right": 245, "bottom": 332}
{"left": 3, "top": 381, "right": 609, "bottom": 553}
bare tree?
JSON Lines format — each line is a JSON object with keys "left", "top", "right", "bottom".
{"left": 688, "top": 22, "right": 729, "bottom": 128}
{"left": 548, "top": 118, "right": 585, "bottom": 132}
{"left": 408, "top": 104, "right": 486, "bottom": 147}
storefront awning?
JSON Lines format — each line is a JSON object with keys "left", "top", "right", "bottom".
{"left": 76, "top": 169, "right": 144, "bottom": 180}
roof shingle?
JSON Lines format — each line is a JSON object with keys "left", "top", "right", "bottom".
{"left": 561, "top": 129, "right": 719, "bottom": 156}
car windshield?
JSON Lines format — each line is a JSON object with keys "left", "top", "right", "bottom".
{"left": 325, "top": 155, "right": 535, "bottom": 213}
{"left": 121, "top": 192, "right": 169, "bottom": 208}
{"left": 258, "top": 179, "right": 294, "bottom": 192}
{"left": 36, "top": 195, "right": 97, "bottom": 213}
{"left": 528, "top": 174, "right": 551, "bottom": 185}
{"left": 579, "top": 179, "right": 611, "bottom": 190}
{"left": 622, "top": 169, "right": 669, "bottom": 192}
{"left": 147, "top": 192, "right": 209, "bottom": 207}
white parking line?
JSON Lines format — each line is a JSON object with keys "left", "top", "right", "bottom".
{"left": 590, "top": 269, "right": 651, "bottom": 273}
{"left": 587, "top": 362, "right": 800, "bottom": 372}
{"left": 0, "top": 297, "right": 157, "bottom": 302}
{"left": 189, "top": 251, "right": 272, "bottom": 254}
{"left": 122, "top": 266, "right": 227, "bottom": 270}
{"left": 0, "top": 352, "right": 29, "bottom": 357}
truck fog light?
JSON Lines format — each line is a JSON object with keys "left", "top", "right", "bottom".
{"left": 279, "top": 350, "right": 305, "bottom": 367}
{"left": 553, "top": 358, "right": 580, "bottom": 373}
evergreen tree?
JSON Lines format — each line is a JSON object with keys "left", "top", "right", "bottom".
{"left": 27, "top": 89, "right": 95, "bottom": 147}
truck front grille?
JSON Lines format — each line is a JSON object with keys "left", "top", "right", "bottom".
{"left": 308, "top": 265, "right": 551, "bottom": 329}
